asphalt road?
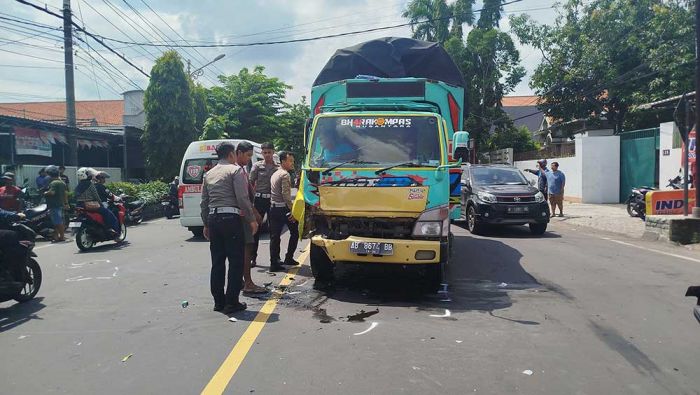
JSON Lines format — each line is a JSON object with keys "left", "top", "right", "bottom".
{"left": 1, "top": 217, "right": 700, "bottom": 395}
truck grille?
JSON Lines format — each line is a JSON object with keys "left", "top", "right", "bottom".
{"left": 328, "top": 217, "right": 414, "bottom": 239}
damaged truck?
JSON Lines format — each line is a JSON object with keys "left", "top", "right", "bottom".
{"left": 292, "top": 37, "right": 470, "bottom": 291}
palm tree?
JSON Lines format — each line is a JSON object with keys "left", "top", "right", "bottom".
{"left": 403, "top": 0, "right": 475, "bottom": 44}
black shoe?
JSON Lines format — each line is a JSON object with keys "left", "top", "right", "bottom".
{"left": 222, "top": 302, "right": 247, "bottom": 314}
{"left": 283, "top": 258, "right": 300, "bottom": 266}
{"left": 213, "top": 304, "right": 225, "bottom": 312}
{"left": 269, "top": 264, "right": 286, "bottom": 272}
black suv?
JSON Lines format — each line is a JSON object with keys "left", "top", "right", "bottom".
{"left": 460, "top": 164, "right": 550, "bottom": 235}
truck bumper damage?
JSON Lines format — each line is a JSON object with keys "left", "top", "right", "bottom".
{"left": 311, "top": 235, "right": 442, "bottom": 264}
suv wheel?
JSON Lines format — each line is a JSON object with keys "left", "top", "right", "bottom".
{"left": 467, "top": 205, "right": 485, "bottom": 235}
{"left": 529, "top": 223, "right": 547, "bottom": 235}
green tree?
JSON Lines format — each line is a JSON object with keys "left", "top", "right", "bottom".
{"left": 510, "top": 0, "right": 694, "bottom": 133}
{"left": 205, "top": 66, "right": 290, "bottom": 142}
{"left": 275, "top": 96, "right": 309, "bottom": 168}
{"left": 403, "top": 0, "right": 474, "bottom": 44}
{"left": 489, "top": 125, "right": 539, "bottom": 153}
{"left": 191, "top": 82, "right": 209, "bottom": 135}
{"left": 143, "top": 50, "right": 197, "bottom": 179}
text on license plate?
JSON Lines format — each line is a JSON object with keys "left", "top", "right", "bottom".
{"left": 68, "top": 222, "right": 82, "bottom": 227}
{"left": 349, "top": 241, "right": 394, "bottom": 256}
{"left": 507, "top": 206, "right": 529, "bottom": 213}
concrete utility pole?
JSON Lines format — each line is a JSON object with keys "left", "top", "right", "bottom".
{"left": 63, "top": 0, "right": 78, "bottom": 165}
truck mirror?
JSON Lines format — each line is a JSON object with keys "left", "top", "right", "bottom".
{"left": 452, "top": 131, "right": 470, "bottom": 162}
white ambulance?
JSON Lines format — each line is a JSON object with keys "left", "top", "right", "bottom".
{"left": 178, "top": 139, "right": 264, "bottom": 238}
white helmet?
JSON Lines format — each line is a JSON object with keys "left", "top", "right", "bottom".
{"left": 76, "top": 167, "right": 95, "bottom": 180}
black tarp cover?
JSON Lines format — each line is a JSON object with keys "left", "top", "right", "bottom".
{"left": 313, "top": 37, "right": 465, "bottom": 88}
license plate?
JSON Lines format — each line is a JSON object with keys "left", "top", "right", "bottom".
{"left": 68, "top": 222, "right": 82, "bottom": 228}
{"left": 349, "top": 241, "right": 394, "bottom": 256}
{"left": 507, "top": 206, "right": 529, "bottom": 214}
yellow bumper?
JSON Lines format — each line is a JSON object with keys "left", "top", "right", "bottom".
{"left": 311, "top": 235, "right": 441, "bottom": 264}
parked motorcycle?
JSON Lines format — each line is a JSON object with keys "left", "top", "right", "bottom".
{"left": 161, "top": 194, "right": 179, "bottom": 219}
{"left": 626, "top": 176, "right": 684, "bottom": 219}
{"left": 21, "top": 203, "right": 54, "bottom": 239}
{"left": 0, "top": 222, "right": 42, "bottom": 304}
{"left": 120, "top": 194, "right": 144, "bottom": 225}
{"left": 70, "top": 202, "right": 127, "bottom": 251}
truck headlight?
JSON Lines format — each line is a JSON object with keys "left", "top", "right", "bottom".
{"left": 535, "top": 191, "right": 545, "bottom": 203}
{"left": 413, "top": 205, "right": 449, "bottom": 237}
{"left": 476, "top": 191, "right": 497, "bottom": 203}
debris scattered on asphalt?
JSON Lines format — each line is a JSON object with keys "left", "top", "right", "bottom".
{"left": 181, "top": 301, "right": 189, "bottom": 308}
{"left": 142, "top": 291, "right": 147, "bottom": 294}
{"left": 522, "top": 370, "right": 533, "bottom": 376}
{"left": 228, "top": 317, "right": 237, "bottom": 322}
{"left": 412, "top": 366, "right": 421, "bottom": 370}
{"left": 346, "top": 309, "right": 379, "bottom": 322}
{"left": 76, "top": 342, "right": 82, "bottom": 346}
{"left": 456, "top": 340, "right": 463, "bottom": 343}
{"left": 429, "top": 309, "right": 451, "bottom": 318}
{"left": 430, "top": 336, "right": 436, "bottom": 340}
{"left": 268, "top": 272, "right": 277, "bottom": 277}
{"left": 17, "top": 335, "right": 27, "bottom": 340}
{"left": 163, "top": 283, "right": 168, "bottom": 286}
{"left": 353, "top": 321, "right": 378, "bottom": 336}
{"left": 288, "top": 277, "right": 295, "bottom": 281}
{"left": 122, "top": 353, "right": 133, "bottom": 362}
{"left": 312, "top": 307, "right": 335, "bottom": 323}
{"left": 498, "top": 282, "right": 508, "bottom": 288}
{"left": 263, "top": 282, "right": 273, "bottom": 287}
{"left": 286, "top": 291, "right": 301, "bottom": 295}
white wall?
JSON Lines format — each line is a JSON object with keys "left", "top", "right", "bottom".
{"left": 515, "top": 134, "right": 620, "bottom": 203}
{"left": 659, "top": 122, "right": 683, "bottom": 189}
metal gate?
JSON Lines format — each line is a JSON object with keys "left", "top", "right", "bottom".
{"left": 619, "top": 128, "right": 659, "bottom": 202}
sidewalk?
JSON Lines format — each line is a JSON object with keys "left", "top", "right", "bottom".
{"left": 549, "top": 202, "right": 646, "bottom": 238}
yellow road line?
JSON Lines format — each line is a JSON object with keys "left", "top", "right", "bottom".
{"left": 201, "top": 247, "right": 311, "bottom": 395}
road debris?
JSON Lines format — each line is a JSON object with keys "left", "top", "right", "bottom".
{"left": 17, "top": 335, "right": 28, "bottom": 340}
{"left": 456, "top": 340, "right": 463, "bottom": 343}
{"left": 313, "top": 307, "right": 335, "bottom": 323}
{"left": 181, "top": 301, "right": 189, "bottom": 308}
{"left": 498, "top": 282, "right": 508, "bottom": 288}
{"left": 522, "top": 370, "right": 533, "bottom": 376}
{"left": 228, "top": 317, "right": 238, "bottom": 322}
{"left": 353, "top": 321, "right": 378, "bottom": 336}
{"left": 122, "top": 353, "right": 133, "bottom": 363}
{"left": 346, "top": 309, "right": 379, "bottom": 322}
{"left": 412, "top": 366, "right": 421, "bottom": 370}
{"left": 429, "top": 309, "right": 451, "bottom": 318}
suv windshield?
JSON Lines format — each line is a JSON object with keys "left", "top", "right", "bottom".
{"left": 309, "top": 115, "right": 441, "bottom": 167}
{"left": 471, "top": 167, "right": 528, "bottom": 186}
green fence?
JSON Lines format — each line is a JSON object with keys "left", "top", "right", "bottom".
{"left": 619, "top": 128, "right": 659, "bottom": 202}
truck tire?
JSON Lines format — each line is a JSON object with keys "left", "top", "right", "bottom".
{"left": 310, "top": 244, "right": 333, "bottom": 282}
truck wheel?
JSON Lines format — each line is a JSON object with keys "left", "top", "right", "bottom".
{"left": 529, "top": 223, "right": 547, "bottom": 235}
{"left": 190, "top": 227, "right": 204, "bottom": 238}
{"left": 310, "top": 244, "right": 333, "bottom": 283}
{"left": 467, "top": 205, "right": 485, "bottom": 235}
{"left": 424, "top": 264, "right": 442, "bottom": 293}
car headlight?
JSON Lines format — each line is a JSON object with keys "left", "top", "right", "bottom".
{"left": 535, "top": 191, "right": 545, "bottom": 203}
{"left": 412, "top": 205, "right": 449, "bottom": 237}
{"left": 476, "top": 191, "right": 497, "bottom": 203}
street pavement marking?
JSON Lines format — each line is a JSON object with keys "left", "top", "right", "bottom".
{"left": 201, "top": 246, "right": 310, "bottom": 395}
{"left": 601, "top": 237, "right": 700, "bottom": 264}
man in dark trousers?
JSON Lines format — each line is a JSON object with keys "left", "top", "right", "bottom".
{"left": 525, "top": 159, "right": 549, "bottom": 200}
{"left": 269, "top": 151, "right": 299, "bottom": 272}
{"left": 201, "top": 142, "right": 258, "bottom": 314}
{"left": 249, "top": 142, "right": 278, "bottom": 267}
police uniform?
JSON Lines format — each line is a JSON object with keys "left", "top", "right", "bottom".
{"left": 200, "top": 157, "right": 256, "bottom": 309}
{"left": 249, "top": 160, "right": 278, "bottom": 263}
{"left": 269, "top": 167, "right": 299, "bottom": 269}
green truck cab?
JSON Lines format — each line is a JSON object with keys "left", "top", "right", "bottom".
{"left": 292, "top": 38, "right": 469, "bottom": 291}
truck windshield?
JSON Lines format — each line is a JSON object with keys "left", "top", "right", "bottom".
{"left": 309, "top": 115, "right": 441, "bottom": 167}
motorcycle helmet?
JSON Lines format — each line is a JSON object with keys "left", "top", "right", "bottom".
{"left": 95, "top": 171, "right": 111, "bottom": 180}
{"left": 45, "top": 165, "right": 60, "bottom": 177}
{"left": 76, "top": 167, "right": 93, "bottom": 180}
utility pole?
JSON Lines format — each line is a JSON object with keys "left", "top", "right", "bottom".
{"left": 63, "top": 0, "right": 78, "bottom": 166}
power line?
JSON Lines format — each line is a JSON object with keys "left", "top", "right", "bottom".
{"left": 14, "top": 0, "right": 150, "bottom": 78}
{"left": 73, "top": 36, "right": 141, "bottom": 90}
{"left": 0, "top": 46, "right": 70, "bottom": 63}
{"left": 84, "top": 0, "right": 524, "bottom": 48}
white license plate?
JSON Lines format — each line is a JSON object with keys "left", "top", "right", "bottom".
{"left": 69, "top": 222, "right": 82, "bottom": 228}
{"left": 349, "top": 241, "right": 394, "bottom": 256}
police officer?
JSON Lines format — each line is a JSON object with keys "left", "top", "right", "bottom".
{"left": 201, "top": 142, "right": 258, "bottom": 314}
{"left": 269, "top": 151, "right": 299, "bottom": 272}
{"left": 249, "top": 142, "right": 278, "bottom": 267}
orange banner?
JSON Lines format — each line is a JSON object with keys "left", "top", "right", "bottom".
{"left": 646, "top": 189, "right": 696, "bottom": 215}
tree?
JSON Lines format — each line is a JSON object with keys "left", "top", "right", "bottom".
{"left": 510, "top": 0, "right": 694, "bottom": 133}
{"left": 191, "top": 82, "right": 209, "bottom": 135}
{"left": 143, "top": 50, "right": 197, "bottom": 179}
{"left": 205, "top": 66, "right": 290, "bottom": 142}
{"left": 403, "top": 0, "right": 474, "bottom": 44}
{"left": 489, "top": 125, "right": 539, "bottom": 153}
{"left": 275, "top": 97, "right": 309, "bottom": 167}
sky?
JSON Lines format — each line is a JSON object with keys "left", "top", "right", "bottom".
{"left": 0, "top": 0, "right": 559, "bottom": 106}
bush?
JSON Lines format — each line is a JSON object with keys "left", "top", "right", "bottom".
{"left": 108, "top": 181, "right": 169, "bottom": 205}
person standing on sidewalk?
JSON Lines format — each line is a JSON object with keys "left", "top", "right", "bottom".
{"left": 525, "top": 159, "right": 549, "bottom": 200}
{"left": 547, "top": 162, "right": 566, "bottom": 217}
{"left": 201, "top": 142, "right": 258, "bottom": 314}
{"left": 234, "top": 141, "right": 267, "bottom": 295}
{"left": 249, "top": 142, "right": 278, "bottom": 267}
{"left": 269, "top": 151, "right": 299, "bottom": 272}
{"left": 43, "top": 166, "right": 68, "bottom": 242}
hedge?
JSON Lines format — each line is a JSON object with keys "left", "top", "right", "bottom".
{"left": 108, "top": 181, "right": 169, "bottom": 205}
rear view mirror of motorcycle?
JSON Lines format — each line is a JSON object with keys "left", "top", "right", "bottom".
{"left": 685, "top": 286, "right": 700, "bottom": 324}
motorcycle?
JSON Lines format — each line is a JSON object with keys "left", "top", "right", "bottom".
{"left": 626, "top": 176, "right": 684, "bottom": 219}
{"left": 120, "top": 194, "right": 144, "bottom": 225}
{"left": 161, "top": 194, "right": 179, "bottom": 219}
{"left": 21, "top": 203, "right": 54, "bottom": 239}
{"left": 0, "top": 222, "right": 42, "bottom": 304}
{"left": 70, "top": 202, "right": 127, "bottom": 251}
